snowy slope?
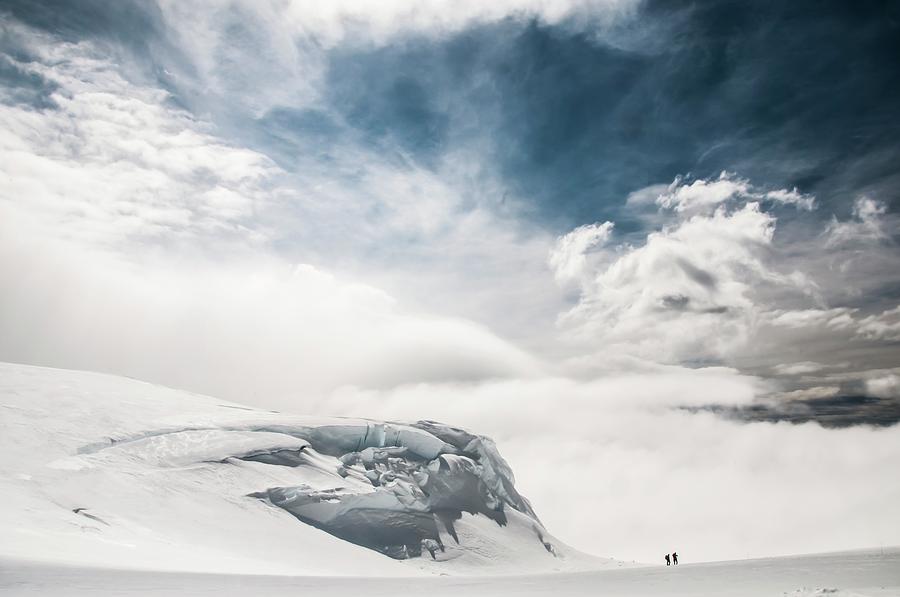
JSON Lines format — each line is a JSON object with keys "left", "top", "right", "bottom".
{"left": 0, "top": 362, "right": 614, "bottom": 576}
{"left": 2, "top": 548, "right": 899, "bottom": 596}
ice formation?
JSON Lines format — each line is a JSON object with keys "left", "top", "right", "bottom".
{"left": 247, "top": 420, "right": 548, "bottom": 559}
{"left": 1, "top": 363, "right": 606, "bottom": 573}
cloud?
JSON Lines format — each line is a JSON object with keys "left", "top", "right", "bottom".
{"left": 0, "top": 28, "right": 279, "bottom": 252}
{"left": 161, "top": 0, "right": 641, "bottom": 51}
{"left": 325, "top": 372, "right": 900, "bottom": 563}
{"left": 774, "top": 385, "right": 841, "bottom": 401}
{"left": 655, "top": 172, "right": 752, "bottom": 214}
{"left": 765, "top": 306, "right": 900, "bottom": 343}
{"left": 765, "top": 308, "right": 857, "bottom": 331}
{"left": 0, "top": 23, "right": 546, "bottom": 403}
{"left": 772, "top": 362, "right": 826, "bottom": 376}
{"left": 826, "top": 197, "right": 889, "bottom": 247}
{"left": 559, "top": 199, "right": 792, "bottom": 362}
{"left": 656, "top": 172, "right": 815, "bottom": 215}
{"left": 0, "top": 218, "right": 540, "bottom": 402}
{"left": 557, "top": 173, "right": 897, "bottom": 393}
{"left": 866, "top": 374, "right": 900, "bottom": 399}
{"left": 857, "top": 306, "right": 900, "bottom": 342}
{"left": 0, "top": 19, "right": 569, "bottom": 349}
{"left": 150, "top": 0, "right": 642, "bottom": 126}
{"left": 549, "top": 221, "right": 614, "bottom": 286}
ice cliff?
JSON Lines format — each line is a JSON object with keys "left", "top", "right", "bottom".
{"left": 247, "top": 419, "right": 546, "bottom": 559}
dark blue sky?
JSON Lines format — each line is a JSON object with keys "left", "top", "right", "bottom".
{"left": 316, "top": 0, "right": 900, "bottom": 228}
{"left": 5, "top": 0, "right": 899, "bottom": 232}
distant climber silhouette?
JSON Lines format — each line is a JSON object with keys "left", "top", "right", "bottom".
{"left": 672, "top": 551, "right": 679, "bottom": 565}
{"left": 665, "top": 553, "right": 671, "bottom": 566}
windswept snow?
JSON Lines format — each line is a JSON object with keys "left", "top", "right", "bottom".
{"left": 0, "top": 362, "right": 608, "bottom": 575}
{"left": 53, "top": 429, "right": 311, "bottom": 469}
{"left": 2, "top": 548, "right": 899, "bottom": 596}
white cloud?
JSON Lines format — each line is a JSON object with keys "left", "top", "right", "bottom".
{"left": 0, "top": 33, "right": 279, "bottom": 251}
{"left": 162, "top": 0, "right": 640, "bottom": 51}
{"left": 0, "top": 219, "right": 540, "bottom": 402}
{"left": 559, "top": 201, "right": 792, "bottom": 362}
{"left": 557, "top": 173, "right": 895, "bottom": 374}
{"left": 857, "top": 305, "right": 900, "bottom": 342}
{"left": 762, "top": 187, "right": 817, "bottom": 210}
{"left": 656, "top": 172, "right": 752, "bottom": 213}
{"left": 325, "top": 372, "right": 900, "bottom": 563}
{"left": 549, "top": 221, "right": 614, "bottom": 285}
{"left": 766, "top": 308, "right": 858, "bottom": 331}
{"left": 773, "top": 385, "right": 840, "bottom": 401}
{"left": 826, "top": 196, "right": 889, "bottom": 247}
{"left": 656, "top": 172, "right": 815, "bottom": 215}
{"left": 0, "top": 26, "right": 549, "bottom": 402}
{"left": 765, "top": 305, "right": 900, "bottom": 343}
{"left": 772, "top": 362, "right": 827, "bottom": 376}
{"left": 866, "top": 373, "right": 900, "bottom": 399}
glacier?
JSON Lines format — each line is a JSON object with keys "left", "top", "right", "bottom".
{"left": 246, "top": 419, "right": 544, "bottom": 559}
{"left": 0, "top": 362, "right": 608, "bottom": 574}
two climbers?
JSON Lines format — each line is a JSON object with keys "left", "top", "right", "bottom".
{"left": 665, "top": 551, "right": 678, "bottom": 566}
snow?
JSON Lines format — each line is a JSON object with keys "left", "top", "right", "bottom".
{"left": 1, "top": 548, "right": 899, "bottom": 596}
{"left": 2, "top": 361, "right": 897, "bottom": 596}
{"left": 52, "top": 429, "right": 311, "bottom": 469}
{"left": 0, "top": 362, "right": 608, "bottom": 575}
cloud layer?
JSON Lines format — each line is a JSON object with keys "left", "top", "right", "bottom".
{"left": 327, "top": 374, "right": 900, "bottom": 563}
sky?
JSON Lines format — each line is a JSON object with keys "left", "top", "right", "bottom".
{"left": 1, "top": 0, "right": 899, "bottom": 564}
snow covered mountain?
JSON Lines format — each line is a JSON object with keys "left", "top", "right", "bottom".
{"left": 0, "top": 362, "right": 612, "bottom": 575}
